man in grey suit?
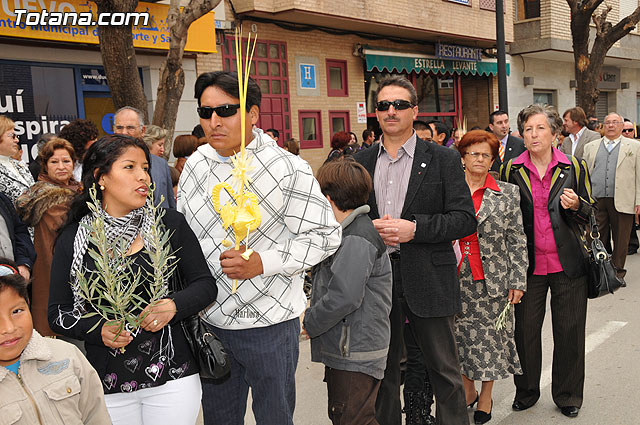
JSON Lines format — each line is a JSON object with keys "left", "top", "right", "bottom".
{"left": 560, "top": 107, "right": 601, "bottom": 160}
{"left": 583, "top": 112, "right": 640, "bottom": 278}
{"left": 489, "top": 110, "right": 526, "bottom": 172}
{"left": 355, "top": 75, "right": 476, "bottom": 425}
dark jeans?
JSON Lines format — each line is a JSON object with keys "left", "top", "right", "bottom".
{"left": 403, "top": 321, "right": 427, "bottom": 394}
{"left": 200, "top": 318, "right": 300, "bottom": 425}
{"left": 375, "top": 258, "right": 407, "bottom": 425}
{"left": 513, "top": 272, "right": 588, "bottom": 408}
{"left": 325, "top": 367, "right": 381, "bottom": 425}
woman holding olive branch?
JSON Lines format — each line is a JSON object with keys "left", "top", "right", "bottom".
{"left": 48, "top": 134, "right": 218, "bottom": 425}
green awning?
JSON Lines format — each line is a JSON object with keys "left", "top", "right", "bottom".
{"left": 365, "top": 53, "right": 509, "bottom": 76}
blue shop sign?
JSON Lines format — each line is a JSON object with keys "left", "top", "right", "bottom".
{"left": 299, "top": 63, "right": 316, "bottom": 89}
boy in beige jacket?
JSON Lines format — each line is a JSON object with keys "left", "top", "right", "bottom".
{"left": 0, "top": 258, "right": 111, "bottom": 424}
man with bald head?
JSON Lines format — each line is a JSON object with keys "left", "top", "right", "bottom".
{"left": 583, "top": 112, "right": 640, "bottom": 278}
{"left": 113, "top": 106, "right": 175, "bottom": 208}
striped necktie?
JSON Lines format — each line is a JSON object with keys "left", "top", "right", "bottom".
{"left": 499, "top": 143, "right": 505, "bottom": 161}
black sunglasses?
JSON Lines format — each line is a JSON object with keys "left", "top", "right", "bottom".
{"left": 376, "top": 100, "right": 414, "bottom": 111}
{"left": 622, "top": 128, "right": 634, "bottom": 132}
{"left": 197, "top": 104, "right": 242, "bottom": 119}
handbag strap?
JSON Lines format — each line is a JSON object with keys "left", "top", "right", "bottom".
{"left": 588, "top": 212, "right": 600, "bottom": 240}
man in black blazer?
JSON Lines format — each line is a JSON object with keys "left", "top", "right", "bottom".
{"left": 354, "top": 75, "right": 477, "bottom": 425}
{"left": 489, "top": 110, "right": 526, "bottom": 172}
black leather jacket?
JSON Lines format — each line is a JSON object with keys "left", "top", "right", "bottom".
{"left": 500, "top": 152, "right": 594, "bottom": 279}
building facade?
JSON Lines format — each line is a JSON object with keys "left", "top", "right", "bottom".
{"left": 199, "top": 0, "right": 515, "bottom": 170}
{"left": 509, "top": 0, "right": 640, "bottom": 125}
{"left": 0, "top": 0, "right": 219, "bottom": 163}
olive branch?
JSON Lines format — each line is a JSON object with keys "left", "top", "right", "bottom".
{"left": 76, "top": 185, "right": 178, "bottom": 351}
{"left": 495, "top": 301, "right": 512, "bottom": 331}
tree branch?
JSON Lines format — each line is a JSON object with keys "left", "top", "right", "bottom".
{"left": 580, "top": 0, "right": 604, "bottom": 14}
{"left": 592, "top": 4, "right": 612, "bottom": 38}
{"left": 605, "top": 5, "right": 640, "bottom": 42}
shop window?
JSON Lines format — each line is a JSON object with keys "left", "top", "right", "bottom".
{"left": 533, "top": 90, "right": 556, "bottom": 107}
{"left": 222, "top": 37, "right": 291, "bottom": 141}
{"left": 416, "top": 74, "right": 455, "bottom": 114}
{"left": 326, "top": 59, "right": 348, "bottom": 97}
{"left": 329, "top": 111, "right": 350, "bottom": 135}
{"left": 516, "top": 0, "right": 540, "bottom": 20}
{"left": 299, "top": 110, "right": 323, "bottom": 149}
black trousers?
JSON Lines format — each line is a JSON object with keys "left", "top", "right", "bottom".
{"left": 375, "top": 259, "right": 406, "bottom": 425}
{"left": 376, "top": 257, "right": 468, "bottom": 425}
{"left": 403, "top": 321, "right": 428, "bottom": 394}
{"left": 513, "top": 272, "right": 588, "bottom": 408}
{"left": 628, "top": 223, "right": 639, "bottom": 253}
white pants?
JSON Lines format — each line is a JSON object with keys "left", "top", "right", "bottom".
{"left": 104, "top": 374, "right": 201, "bottom": 425}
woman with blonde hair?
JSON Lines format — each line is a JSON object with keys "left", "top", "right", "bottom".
{"left": 0, "top": 115, "right": 34, "bottom": 204}
{"left": 143, "top": 125, "right": 168, "bottom": 158}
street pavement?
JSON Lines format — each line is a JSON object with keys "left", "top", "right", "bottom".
{"left": 199, "top": 242, "right": 640, "bottom": 425}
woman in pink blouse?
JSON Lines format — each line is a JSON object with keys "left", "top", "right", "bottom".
{"left": 500, "top": 104, "right": 594, "bottom": 419}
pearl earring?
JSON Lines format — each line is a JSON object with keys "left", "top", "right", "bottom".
{"left": 100, "top": 185, "right": 105, "bottom": 191}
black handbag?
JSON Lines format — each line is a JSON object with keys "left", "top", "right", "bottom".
{"left": 583, "top": 214, "right": 626, "bottom": 299}
{"left": 170, "top": 270, "right": 231, "bottom": 379}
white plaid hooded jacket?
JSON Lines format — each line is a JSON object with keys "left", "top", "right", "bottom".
{"left": 177, "top": 129, "right": 341, "bottom": 329}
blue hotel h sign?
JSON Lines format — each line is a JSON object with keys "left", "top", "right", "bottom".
{"left": 300, "top": 63, "right": 316, "bottom": 89}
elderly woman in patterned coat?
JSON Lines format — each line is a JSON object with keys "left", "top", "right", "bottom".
{"left": 0, "top": 116, "right": 35, "bottom": 204}
{"left": 454, "top": 130, "right": 528, "bottom": 425}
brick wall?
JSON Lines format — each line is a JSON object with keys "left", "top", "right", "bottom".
{"left": 235, "top": 22, "right": 494, "bottom": 171}
{"left": 233, "top": 0, "right": 514, "bottom": 43}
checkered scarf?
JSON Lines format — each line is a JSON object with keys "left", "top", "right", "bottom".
{"left": 68, "top": 201, "right": 154, "bottom": 318}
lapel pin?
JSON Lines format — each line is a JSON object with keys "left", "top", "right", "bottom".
{"left": 420, "top": 163, "right": 426, "bottom": 168}
{"left": 560, "top": 173, "right": 564, "bottom": 178}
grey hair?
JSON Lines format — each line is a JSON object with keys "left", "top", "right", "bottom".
{"left": 517, "top": 104, "right": 562, "bottom": 136}
{"left": 374, "top": 75, "right": 418, "bottom": 106}
{"left": 114, "top": 106, "right": 146, "bottom": 127}
{"left": 142, "top": 125, "right": 167, "bottom": 148}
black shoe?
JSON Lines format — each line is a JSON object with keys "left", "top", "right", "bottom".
{"left": 560, "top": 406, "right": 580, "bottom": 418}
{"left": 628, "top": 249, "right": 637, "bottom": 255}
{"left": 467, "top": 391, "right": 479, "bottom": 408}
{"left": 474, "top": 400, "right": 492, "bottom": 424}
{"left": 512, "top": 400, "right": 533, "bottom": 411}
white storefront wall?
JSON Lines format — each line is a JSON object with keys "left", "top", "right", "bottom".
{"left": 508, "top": 54, "right": 640, "bottom": 125}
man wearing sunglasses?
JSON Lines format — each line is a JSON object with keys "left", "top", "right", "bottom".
{"left": 177, "top": 71, "right": 341, "bottom": 425}
{"left": 354, "top": 75, "right": 476, "bottom": 425}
